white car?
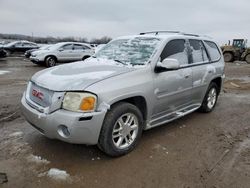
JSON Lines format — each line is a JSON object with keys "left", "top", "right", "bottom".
{"left": 30, "top": 42, "right": 94, "bottom": 67}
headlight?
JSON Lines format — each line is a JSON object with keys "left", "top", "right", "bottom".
{"left": 62, "top": 92, "right": 97, "bottom": 112}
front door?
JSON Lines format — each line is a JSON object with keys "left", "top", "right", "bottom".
{"left": 152, "top": 39, "right": 193, "bottom": 117}
{"left": 58, "top": 44, "right": 73, "bottom": 62}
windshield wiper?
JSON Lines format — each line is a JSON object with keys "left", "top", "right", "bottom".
{"left": 114, "top": 59, "right": 127, "bottom": 65}
{"left": 132, "top": 63, "right": 145, "bottom": 66}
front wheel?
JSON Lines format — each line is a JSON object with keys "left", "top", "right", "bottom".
{"left": 45, "top": 56, "right": 57, "bottom": 67}
{"left": 98, "top": 102, "right": 143, "bottom": 157}
{"left": 199, "top": 83, "right": 218, "bottom": 113}
{"left": 5, "top": 50, "right": 11, "bottom": 56}
{"left": 245, "top": 54, "right": 250, "bottom": 64}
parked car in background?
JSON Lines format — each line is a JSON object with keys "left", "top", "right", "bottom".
{"left": 21, "top": 31, "right": 225, "bottom": 157}
{"left": 0, "top": 49, "right": 7, "bottom": 58}
{"left": 25, "top": 45, "right": 52, "bottom": 58}
{"left": 3, "top": 41, "right": 39, "bottom": 55}
{"left": 30, "top": 42, "right": 94, "bottom": 67}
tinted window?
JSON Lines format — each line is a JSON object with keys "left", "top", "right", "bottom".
{"left": 82, "top": 45, "right": 90, "bottom": 50}
{"left": 160, "top": 39, "right": 188, "bottom": 65}
{"left": 189, "top": 39, "right": 209, "bottom": 63}
{"left": 15, "top": 42, "right": 22, "bottom": 47}
{"left": 74, "top": 44, "right": 84, "bottom": 50}
{"left": 23, "top": 42, "right": 34, "bottom": 47}
{"left": 204, "top": 41, "right": 221, "bottom": 61}
{"left": 62, "top": 44, "right": 72, "bottom": 50}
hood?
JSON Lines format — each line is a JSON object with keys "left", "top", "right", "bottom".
{"left": 32, "top": 49, "right": 49, "bottom": 56}
{"left": 31, "top": 58, "right": 135, "bottom": 91}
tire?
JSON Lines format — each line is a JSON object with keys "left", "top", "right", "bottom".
{"left": 223, "top": 52, "right": 233, "bottom": 62}
{"left": 98, "top": 102, "right": 144, "bottom": 157}
{"left": 5, "top": 50, "right": 11, "bottom": 56}
{"left": 245, "top": 54, "right": 250, "bottom": 64}
{"left": 199, "top": 82, "right": 219, "bottom": 113}
{"left": 45, "top": 56, "right": 57, "bottom": 67}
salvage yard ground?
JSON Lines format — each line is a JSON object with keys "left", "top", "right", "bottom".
{"left": 0, "top": 57, "right": 250, "bottom": 188}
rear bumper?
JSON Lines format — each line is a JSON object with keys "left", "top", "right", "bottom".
{"left": 21, "top": 94, "right": 106, "bottom": 145}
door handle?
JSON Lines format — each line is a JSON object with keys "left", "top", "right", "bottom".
{"left": 184, "top": 74, "right": 190, "bottom": 79}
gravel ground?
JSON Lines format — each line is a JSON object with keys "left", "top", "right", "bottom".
{"left": 0, "top": 58, "right": 250, "bottom": 188}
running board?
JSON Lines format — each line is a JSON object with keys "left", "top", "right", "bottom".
{"left": 146, "top": 105, "right": 200, "bottom": 130}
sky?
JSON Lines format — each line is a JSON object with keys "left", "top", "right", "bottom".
{"left": 0, "top": 0, "right": 250, "bottom": 44}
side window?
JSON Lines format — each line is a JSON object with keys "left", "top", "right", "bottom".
{"left": 83, "top": 45, "right": 91, "bottom": 50}
{"left": 74, "top": 44, "right": 84, "bottom": 50}
{"left": 23, "top": 43, "right": 32, "bottom": 47}
{"left": 189, "top": 39, "right": 209, "bottom": 63}
{"left": 160, "top": 39, "right": 188, "bottom": 65}
{"left": 15, "top": 42, "right": 22, "bottom": 47}
{"left": 62, "top": 44, "right": 72, "bottom": 50}
{"left": 204, "top": 41, "right": 221, "bottom": 61}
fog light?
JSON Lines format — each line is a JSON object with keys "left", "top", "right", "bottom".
{"left": 58, "top": 125, "right": 70, "bottom": 138}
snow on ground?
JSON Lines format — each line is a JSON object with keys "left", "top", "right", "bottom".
{"left": 8, "top": 131, "right": 23, "bottom": 137}
{"left": 26, "top": 154, "right": 50, "bottom": 165}
{"left": 0, "top": 70, "right": 10, "bottom": 75}
{"left": 47, "top": 168, "right": 70, "bottom": 181}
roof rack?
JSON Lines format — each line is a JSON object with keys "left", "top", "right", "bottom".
{"left": 139, "top": 31, "right": 200, "bottom": 37}
{"left": 139, "top": 31, "right": 181, "bottom": 35}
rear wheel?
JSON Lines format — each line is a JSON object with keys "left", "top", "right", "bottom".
{"left": 98, "top": 102, "right": 143, "bottom": 157}
{"left": 45, "top": 56, "right": 57, "bottom": 67}
{"left": 245, "top": 54, "right": 250, "bottom": 64}
{"left": 199, "top": 83, "right": 218, "bottom": 113}
{"left": 223, "top": 52, "right": 233, "bottom": 62}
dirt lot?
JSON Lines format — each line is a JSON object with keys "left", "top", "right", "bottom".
{"left": 0, "top": 58, "right": 249, "bottom": 188}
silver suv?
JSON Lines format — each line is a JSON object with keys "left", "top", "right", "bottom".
{"left": 21, "top": 31, "right": 225, "bottom": 157}
{"left": 30, "top": 42, "right": 94, "bottom": 67}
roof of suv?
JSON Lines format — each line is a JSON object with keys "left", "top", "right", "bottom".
{"left": 117, "top": 31, "right": 213, "bottom": 41}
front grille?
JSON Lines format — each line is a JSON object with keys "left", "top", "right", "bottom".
{"left": 29, "top": 82, "right": 54, "bottom": 107}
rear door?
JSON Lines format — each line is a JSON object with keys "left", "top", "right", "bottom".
{"left": 72, "top": 44, "right": 85, "bottom": 61}
{"left": 152, "top": 39, "right": 193, "bottom": 116}
{"left": 188, "top": 39, "right": 212, "bottom": 104}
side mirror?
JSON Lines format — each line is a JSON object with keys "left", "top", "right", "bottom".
{"left": 155, "top": 58, "right": 180, "bottom": 72}
{"left": 58, "top": 48, "right": 64, "bottom": 52}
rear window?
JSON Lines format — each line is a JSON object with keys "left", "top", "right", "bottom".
{"left": 204, "top": 41, "right": 221, "bottom": 61}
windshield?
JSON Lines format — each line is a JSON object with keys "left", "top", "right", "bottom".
{"left": 95, "top": 37, "right": 162, "bottom": 65}
{"left": 4, "top": 41, "right": 18, "bottom": 47}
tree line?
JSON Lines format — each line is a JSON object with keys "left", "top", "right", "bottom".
{"left": 0, "top": 33, "right": 112, "bottom": 44}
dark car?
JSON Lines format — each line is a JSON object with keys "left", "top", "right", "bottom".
{"left": 3, "top": 41, "right": 39, "bottom": 55}
{"left": 25, "top": 45, "right": 51, "bottom": 58}
{"left": 25, "top": 49, "right": 38, "bottom": 58}
{"left": 0, "top": 49, "right": 7, "bottom": 58}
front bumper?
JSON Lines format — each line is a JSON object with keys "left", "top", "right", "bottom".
{"left": 30, "top": 56, "right": 43, "bottom": 63}
{"left": 21, "top": 94, "right": 106, "bottom": 145}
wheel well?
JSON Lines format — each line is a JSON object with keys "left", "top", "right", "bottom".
{"left": 223, "top": 51, "right": 234, "bottom": 56}
{"left": 211, "top": 77, "right": 222, "bottom": 94}
{"left": 82, "top": 55, "right": 90, "bottom": 60}
{"left": 111, "top": 96, "right": 147, "bottom": 121}
{"left": 45, "top": 55, "right": 57, "bottom": 62}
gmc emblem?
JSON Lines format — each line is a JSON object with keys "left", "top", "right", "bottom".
{"left": 32, "top": 89, "right": 44, "bottom": 100}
